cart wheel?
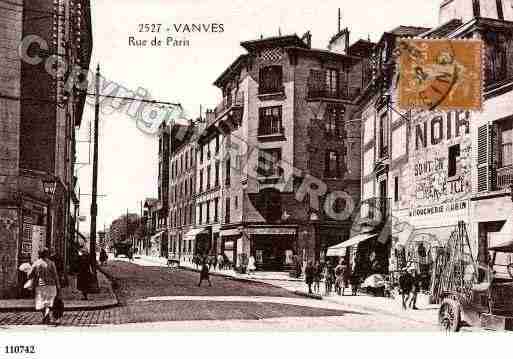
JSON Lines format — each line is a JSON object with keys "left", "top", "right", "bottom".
{"left": 438, "top": 298, "right": 461, "bottom": 332}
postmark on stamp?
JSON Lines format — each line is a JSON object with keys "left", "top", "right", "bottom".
{"left": 397, "top": 38, "right": 483, "bottom": 111}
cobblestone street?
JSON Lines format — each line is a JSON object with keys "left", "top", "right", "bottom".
{"left": 0, "top": 260, "right": 442, "bottom": 331}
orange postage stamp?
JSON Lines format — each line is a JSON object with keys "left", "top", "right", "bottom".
{"left": 398, "top": 38, "right": 483, "bottom": 111}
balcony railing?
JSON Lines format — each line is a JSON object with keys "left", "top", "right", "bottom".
{"left": 360, "top": 197, "right": 391, "bottom": 224}
{"left": 214, "top": 92, "right": 244, "bottom": 120}
{"left": 497, "top": 164, "right": 513, "bottom": 190}
{"left": 307, "top": 83, "right": 361, "bottom": 101}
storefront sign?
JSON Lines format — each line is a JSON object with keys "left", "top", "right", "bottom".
{"left": 245, "top": 227, "right": 296, "bottom": 235}
{"left": 409, "top": 200, "right": 468, "bottom": 217}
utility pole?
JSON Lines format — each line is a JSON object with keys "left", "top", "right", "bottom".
{"left": 88, "top": 64, "right": 101, "bottom": 292}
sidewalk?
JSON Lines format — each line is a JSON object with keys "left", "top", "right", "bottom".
{"left": 134, "top": 254, "right": 303, "bottom": 282}
{"left": 261, "top": 279, "right": 439, "bottom": 326}
{"left": 128, "top": 255, "right": 440, "bottom": 326}
{"left": 0, "top": 270, "right": 118, "bottom": 312}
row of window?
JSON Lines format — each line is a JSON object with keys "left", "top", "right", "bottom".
{"left": 170, "top": 175, "right": 195, "bottom": 204}
{"left": 257, "top": 105, "right": 345, "bottom": 138}
{"left": 259, "top": 65, "right": 350, "bottom": 99}
{"left": 198, "top": 135, "right": 220, "bottom": 164}
{"left": 171, "top": 147, "right": 195, "bottom": 180}
{"left": 170, "top": 204, "right": 194, "bottom": 229}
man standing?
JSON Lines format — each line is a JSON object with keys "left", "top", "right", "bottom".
{"left": 198, "top": 260, "right": 212, "bottom": 287}
{"left": 409, "top": 266, "right": 420, "bottom": 310}
{"left": 399, "top": 266, "right": 414, "bottom": 310}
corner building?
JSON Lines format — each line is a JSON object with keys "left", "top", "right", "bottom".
{"left": 198, "top": 31, "right": 368, "bottom": 270}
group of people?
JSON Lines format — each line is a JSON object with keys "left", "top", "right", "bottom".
{"left": 398, "top": 264, "right": 421, "bottom": 310}
{"left": 192, "top": 253, "right": 233, "bottom": 271}
{"left": 304, "top": 259, "right": 358, "bottom": 296}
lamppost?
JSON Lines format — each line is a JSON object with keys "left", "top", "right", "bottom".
{"left": 42, "top": 177, "right": 57, "bottom": 249}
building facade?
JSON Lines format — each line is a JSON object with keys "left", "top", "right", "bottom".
{"left": 356, "top": 0, "right": 513, "bottom": 289}
{"left": 0, "top": 0, "right": 93, "bottom": 298}
{"left": 184, "top": 31, "right": 368, "bottom": 270}
{"left": 168, "top": 122, "right": 198, "bottom": 262}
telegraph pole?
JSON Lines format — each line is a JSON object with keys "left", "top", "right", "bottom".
{"left": 88, "top": 64, "right": 101, "bottom": 292}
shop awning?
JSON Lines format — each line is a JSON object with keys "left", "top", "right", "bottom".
{"left": 488, "top": 219, "right": 513, "bottom": 252}
{"left": 326, "top": 243, "right": 347, "bottom": 257}
{"left": 336, "top": 232, "right": 378, "bottom": 249}
{"left": 184, "top": 228, "right": 208, "bottom": 240}
{"left": 220, "top": 228, "right": 241, "bottom": 237}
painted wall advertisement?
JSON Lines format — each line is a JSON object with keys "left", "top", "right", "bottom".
{"left": 405, "top": 110, "right": 472, "bottom": 217}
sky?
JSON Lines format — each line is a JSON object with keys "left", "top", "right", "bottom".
{"left": 76, "top": 0, "right": 440, "bottom": 234}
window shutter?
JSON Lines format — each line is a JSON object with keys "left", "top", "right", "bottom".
{"left": 477, "top": 123, "right": 498, "bottom": 192}
{"left": 490, "top": 123, "right": 498, "bottom": 190}
{"left": 477, "top": 124, "right": 489, "bottom": 192}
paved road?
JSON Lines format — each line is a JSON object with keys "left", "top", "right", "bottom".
{"left": 0, "top": 260, "right": 439, "bottom": 331}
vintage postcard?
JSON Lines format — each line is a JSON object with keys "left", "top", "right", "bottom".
{"left": 1, "top": 0, "right": 513, "bottom": 357}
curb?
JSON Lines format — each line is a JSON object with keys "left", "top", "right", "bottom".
{"left": 179, "top": 266, "right": 257, "bottom": 284}
{"left": 292, "top": 290, "right": 323, "bottom": 300}
{"left": 0, "top": 270, "right": 119, "bottom": 313}
{"left": 178, "top": 265, "right": 304, "bottom": 283}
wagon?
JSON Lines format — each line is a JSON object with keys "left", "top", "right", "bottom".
{"left": 438, "top": 240, "right": 513, "bottom": 331}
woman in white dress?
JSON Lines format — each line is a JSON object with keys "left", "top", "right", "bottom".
{"left": 29, "top": 248, "right": 61, "bottom": 324}
{"left": 247, "top": 255, "right": 256, "bottom": 274}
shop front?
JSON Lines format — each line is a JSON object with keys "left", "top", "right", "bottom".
{"left": 245, "top": 226, "right": 297, "bottom": 271}
{"left": 184, "top": 227, "right": 211, "bottom": 257}
{"left": 220, "top": 228, "right": 241, "bottom": 267}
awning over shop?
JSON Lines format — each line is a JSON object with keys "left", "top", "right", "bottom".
{"left": 220, "top": 228, "right": 241, "bottom": 237}
{"left": 245, "top": 226, "right": 296, "bottom": 235}
{"left": 489, "top": 219, "right": 513, "bottom": 252}
{"left": 184, "top": 228, "right": 208, "bottom": 240}
{"left": 338, "top": 232, "right": 378, "bottom": 249}
{"left": 326, "top": 243, "right": 347, "bottom": 257}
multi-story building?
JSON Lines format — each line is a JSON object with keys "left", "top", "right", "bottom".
{"left": 141, "top": 198, "right": 158, "bottom": 256}
{"left": 187, "top": 30, "right": 368, "bottom": 270}
{"left": 169, "top": 121, "right": 198, "bottom": 262}
{"left": 0, "top": 0, "right": 93, "bottom": 297}
{"left": 357, "top": 0, "right": 513, "bottom": 287}
{"left": 190, "top": 116, "right": 225, "bottom": 259}
{"left": 152, "top": 122, "right": 171, "bottom": 258}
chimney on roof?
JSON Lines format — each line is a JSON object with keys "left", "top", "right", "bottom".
{"left": 301, "top": 31, "right": 312, "bottom": 48}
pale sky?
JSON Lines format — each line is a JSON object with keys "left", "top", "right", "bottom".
{"left": 77, "top": 0, "right": 440, "bottom": 234}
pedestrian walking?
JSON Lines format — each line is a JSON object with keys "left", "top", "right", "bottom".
{"left": 342, "top": 262, "right": 351, "bottom": 296}
{"left": 77, "top": 249, "right": 92, "bottom": 300}
{"left": 350, "top": 271, "right": 359, "bottom": 296}
{"left": 198, "top": 260, "right": 212, "bottom": 287}
{"left": 217, "top": 254, "right": 224, "bottom": 271}
{"left": 334, "top": 260, "right": 345, "bottom": 296}
{"left": 99, "top": 248, "right": 108, "bottom": 266}
{"left": 247, "top": 255, "right": 256, "bottom": 274}
{"left": 324, "top": 262, "right": 335, "bottom": 295}
{"left": 313, "top": 261, "right": 322, "bottom": 294}
{"left": 304, "top": 261, "right": 315, "bottom": 294}
{"left": 408, "top": 265, "right": 420, "bottom": 310}
{"left": 29, "top": 248, "right": 61, "bottom": 324}
{"left": 398, "top": 266, "right": 414, "bottom": 310}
